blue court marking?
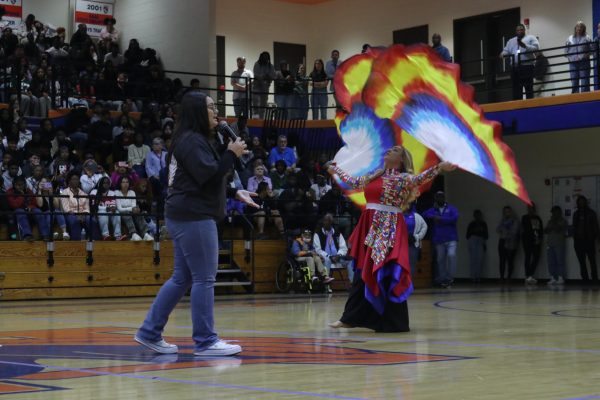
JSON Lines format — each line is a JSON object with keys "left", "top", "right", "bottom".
{"left": 562, "top": 396, "right": 600, "bottom": 400}
{"left": 0, "top": 360, "right": 367, "bottom": 400}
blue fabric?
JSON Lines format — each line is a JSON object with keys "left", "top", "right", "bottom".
{"left": 364, "top": 261, "right": 413, "bottom": 315}
{"left": 138, "top": 218, "right": 219, "bottom": 351}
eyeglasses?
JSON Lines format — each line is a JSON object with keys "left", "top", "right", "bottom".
{"left": 207, "top": 104, "right": 217, "bottom": 112}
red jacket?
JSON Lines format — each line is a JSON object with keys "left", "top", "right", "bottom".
{"left": 7, "top": 188, "right": 37, "bottom": 210}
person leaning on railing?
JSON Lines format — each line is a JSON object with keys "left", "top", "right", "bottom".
{"left": 500, "top": 23, "right": 539, "bottom": 100}
{"left": 565, "top": 21, "right": 593, "bottom": 94}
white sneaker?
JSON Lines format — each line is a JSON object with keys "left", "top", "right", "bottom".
{"left": 557, "top": 276, "right": 565, "bottom": 284}
{"left": 134, "top": 335, "right": 178, "bottom": 354}
{"left": 62, "top": 232, "right": 70, "bottom": 241}
{"left": 525, "top": 276, "right": 537, "bottom": 284}
{"left": 53, "top": 232, "right": 60, "bottom": 240}
{"left": 194, "top": 340, "right": 242, "bottom": 356}
{"left": 143, "top": 233, "right": 154, "bottom": 241}
{"left": 131, "top": 233, "right": 142, "bottom": 241}
{"left": 547, "top": 278, "right": 557, "bottom": 285}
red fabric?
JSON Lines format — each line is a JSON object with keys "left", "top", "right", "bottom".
{"left": 347, "top": 177, "right": 411, "bottom": 298}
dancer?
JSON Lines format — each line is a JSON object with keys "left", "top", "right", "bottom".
{"left": 328, "top": 145, "right": 455, "bottom": 332}
{"left": 135, "top": 91, "right": 257, "bottom": 356}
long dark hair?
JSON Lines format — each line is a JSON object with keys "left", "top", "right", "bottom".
{"left": 167, "top": 91, "right": 211, "bottom": 167}
{"left": 92, "top": 176, "right": 111, "bottom": 212}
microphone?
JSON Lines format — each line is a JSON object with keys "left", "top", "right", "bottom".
{"left": 218, "top": 120, "right": 238, "bottom": 141}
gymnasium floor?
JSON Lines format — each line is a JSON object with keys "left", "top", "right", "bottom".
{"left": 0, "top": 285, "right": 598, "bottom": 399}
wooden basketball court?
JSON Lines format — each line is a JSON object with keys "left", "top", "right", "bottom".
{"left": 0, "top": 286, "right": 598, "bottom": 399}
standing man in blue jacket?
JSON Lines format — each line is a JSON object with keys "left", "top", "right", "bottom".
{"left": 424, "top": 191, "right": 459, "bottom": 287}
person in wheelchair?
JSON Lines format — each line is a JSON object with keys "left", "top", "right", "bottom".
{"left": 313, "top": 213, "right": 353, "bottom": 282}
{"left": 291, "top": 229, "right": 334, "bottom": 284}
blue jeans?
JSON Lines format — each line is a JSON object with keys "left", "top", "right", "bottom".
{"left": 323, "top": 256, "right": 353, "bottom": 282}
{"left": 570, "top": 60, "right": 591, "bottom": 93}
{"left": 435, "top": 241, "right": 457, "bottom": 284}
{"left": 138, "top": 218, "right": 219, "bottom": 351}
{"left": 468, "top": 236, "right": 486, "bottom": 280}
{"left": 311, "top": 88, "right": 328, "bottom": 120}
{"left": 547, "top": 245, "right": 566, "bottom": 279}
{"left": 64, "top": 214, "right": 94, "bottom": 240}
{"left": 408, "top": 245, "right": 419, "bottom": 277}
{"left": 42, "top": 211, "right": 66, "bottom": 232}
{"left": 14, "top": 208, "right": 47, "bottom": 238}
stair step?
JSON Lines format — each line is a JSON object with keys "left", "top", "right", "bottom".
{"left": 217, "top": 269, "right": 244, "bottom": 274}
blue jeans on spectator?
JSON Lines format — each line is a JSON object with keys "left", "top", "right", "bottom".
{"left": 64, "top": 214, "right": 94, "bottom": 240}
{"left": 435, "top": 240, "right": 457, "bottom": 285}
{"left": 42, "top": 211, "right": 67, "bottom": 234}
{"left": 323, "top": 256, "right": 353, "bottom": 282}
{"left": 14, "top": 208, "right": 47, "bottom": 238}
{"left": 311, "top": 88, "right": 328, "bottom": 120}
{"left": 570, "top": 60, "right": 591, "bottom": 93}
{"left": 293, "top": 93, "right": 309, "bottom": 119}
{"left": 98, "top": 212, "right": 122, "bottom": 237}
{"left": 468, "top": 236, "right": 486, "bottom": 281}
{"left": 547, "top": 245, "right": 566, "bottom": 280}
{"left": 137, "top": 218, "right": 219, "bottom": 351}
{"left": 233, "top": 97, "right": 248, "bottom": 117}
{"left": 408, "top": 245, "right": 419, "bottom": 277}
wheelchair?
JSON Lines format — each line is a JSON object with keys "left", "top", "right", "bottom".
{"left": 275, "top": 230, "right": 327, "bottom": 294}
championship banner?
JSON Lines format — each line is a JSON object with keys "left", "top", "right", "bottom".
{"left": 74, "top": 0, "right": 113, "bottom": 37}
{"left": 0, "top": 0, "right": 23, "bottom": 29}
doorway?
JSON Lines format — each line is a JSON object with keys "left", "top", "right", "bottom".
{"left": 273, "top": 42, "right": 306, "bottom": 74}
{"left": 454, "top": 8, "right": 520, "bottom": 103}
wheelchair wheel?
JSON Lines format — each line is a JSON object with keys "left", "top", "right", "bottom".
{"left": 276, "top": 260, "right": 294, "bottom": 293}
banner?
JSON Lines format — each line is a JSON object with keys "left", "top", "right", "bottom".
{"left": 74, "top": 0, "right": 113, "bottom": 38}
{"left": 0, "top": 0, "right": 23, "bottom": 29}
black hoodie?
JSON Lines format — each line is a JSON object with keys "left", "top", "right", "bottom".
{"left": 165, "top": 130, "right": 236, "bottom": 221}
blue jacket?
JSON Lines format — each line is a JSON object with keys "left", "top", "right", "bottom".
{"left": 423, "top": 203, "right": 459, "bottom": 244}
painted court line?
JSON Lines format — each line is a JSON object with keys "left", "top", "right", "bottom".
{"left": 0, "top": 360, "right": 367, "bottom": 400}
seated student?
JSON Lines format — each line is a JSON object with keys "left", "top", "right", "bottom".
{"left": 313, "top": 213, "right": 352, "bottom": 282}
{"left": 80, "top": 159, "right": 105, "bottom": 194}
{"left": 90, "top": 176, "right": 125, "bottom": 241}
{"left": 246, "top": 164, "right": 272, "bottom": 194}
{"left": 270, "top": 159, "right": 288, "bottom": 197}
{"left": 7, "top": 175, "right": 48, "bottom": 241}
{"left": 115, "top": 175, "right": 153, "bottom": 241}
{"left": 59, "top": 171, "right": 93, "bottom": 241}
{"left": 0, "top": 175, "right": 16, "bottom": 239}
{"left": 35, "top": 177, "right": 69, "bottom": 240}
{"left": 110, "top": 161, "right": 139, "bottom": 189}
{"left": 291, "top": 229, "right": 334, "bottom": 284}
{"left": 247, "top": 181, "right": 285, "bottom": 239}
{"left": 267, "top": 135, "right": 296, "bottom": 171}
